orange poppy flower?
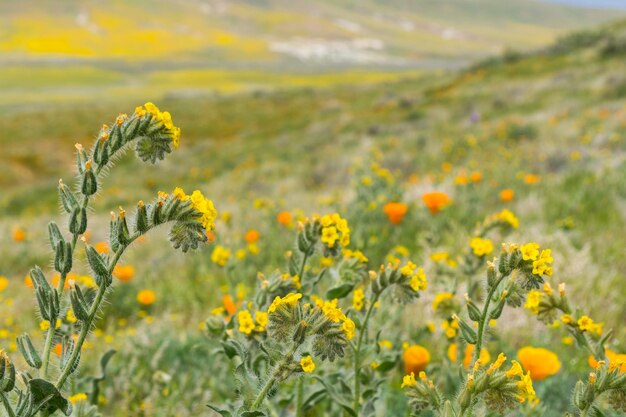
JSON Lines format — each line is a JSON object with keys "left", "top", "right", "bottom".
{"left": 589, "top": 349, "right": 626, "bottom": 373}
{"left": 12, "top": 227, "right": 26, "bottom": 242}
{"left": 94, "top": 241, "right": 109, "bottom": 254}
{"left": 137, "top": 289, "right": 156, "bottom": 305}
{"left": 244, "top": 229, "right": 260, "bottom": 244}
{"left": 113, "top": 265, "right": 135, "bottom": 282}
{"left": 422, "top": 192, "right": 451, "bottom": 214}
{"left": 404, "top": 345, "right": 431, "bottom": 374}
{"left": 517, "top": 346, "right": 561, "bottom": 381}
{"left": 499, "top": 188, "right": 515, "bottom": 202}
{"left": 277, "top": 211, "right": 292, "bottom": 226}
{"left": 383, "top": 202, "right": 408, "bottom": 225}
{"left": 223, "top": 294, "right": 237, "bottom": 316}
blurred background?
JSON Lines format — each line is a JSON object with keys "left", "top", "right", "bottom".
{"left": 2, "top": 1, "right": 626, "bottom": 416}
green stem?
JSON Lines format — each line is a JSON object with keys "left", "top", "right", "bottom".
{"left": 40, "top": 195, "right": 91, "bottom": 378}
{"left": 55, "top": 233, "right": 137, "bottom": 389}
{"left": 252, "top": 343, "right": 300, "bottom": 410}
{"left": 298, "top": 251, "right": 310, "bottom": 280}
{"left": 0, "top": 392, "right": 15, "bottom": 417}
{"left": 473, "top": 274, "right": 506, "bottom": 364}
{"left": 295, "top": 378, "right": 304, "bottom": 417}
{"left": 353, "top": 294, "right": 379, "bottom": 412}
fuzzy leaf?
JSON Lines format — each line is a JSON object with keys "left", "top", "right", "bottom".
{"left": 28, "top": 379, "right": 72, "bottom": 416}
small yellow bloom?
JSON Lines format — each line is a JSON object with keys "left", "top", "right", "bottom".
{"left": 401, "top": 372, "right": 417, "bottom": 388}
{"left": 300, "top": 355, "right": 315, "bottom": 373}
{"left": 520, "top": 243, "right": 540, "bottom": 261}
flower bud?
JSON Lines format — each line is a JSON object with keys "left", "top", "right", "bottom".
{"left": 453, "top": 315, "right": 477, "bottom": 344}
{"left": 58, "top": 179, "right": 78, "bottom": 213}
{"left": 70, "top": 282, "right": 90, "bottom": 322}
{"left": 487, "top": 263, "right": 497, "bottom": 288}
{"left": 205, "top": 316, "right": 225, "bottom": 336}
{"left": 48, "top": 221, "right": 65, "bottom": 250}
{"left": 573, "top": 380, "right": 587, "bottom": 409}
{"left": 75, "top": 143, "right": 88, "bottom": 174}
{"left": 54, "top": 240, "right": 73, "bottom": 275}
{"left": 465, "top": 294, "right": 481, "bottom": 322}
{"left": 135, "top": 200, "right": 149, "bottom": 234}
{"left": 69, "top": 207, "right": 88, "bottom": 234}
{"left": 86, "top": 243, "right": 111, "bottom": 288}
{"left": 80, "top": 161, "right": 98, "bottom": 196}
{"left": 17, "top": 334, "right": 42, "bottom": 369}
{"left": 293, "top": 320, "right": 308, "bottom": 345}
{"left": 0, "top": 354, "right": 15, "bottom": 392}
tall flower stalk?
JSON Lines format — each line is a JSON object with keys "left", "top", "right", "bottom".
{"left": 1, "top": 103, "right": 216, "bottom": 417}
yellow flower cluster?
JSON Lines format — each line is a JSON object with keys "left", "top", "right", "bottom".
{"left": 399, "top": 262, "right": 428, "bottom": 291}
{"left": 520, "top": 242, "right": 553, "bottom": 276}
{"left": 311, "top": 296, "right": 356, "bottom": 340}
{"left": 238, "top": 310, "right": 255, "bottom": 334}
{"left": 237, "top": 310, "right": 269, "bottom": 335}
{"left": 470, "top": 237, "right": 494, "bottom": 257}
{"left": 498, "top": 357, "right": 537, "bottom": 404}
{"left": 211, "top": 245, "right": 230, "bottom": 267}
{"left": 137, "top": 102, "right": 181, "bottom": 148}
{"left": 173, "top": 187, "right": 218, "bottom": 232}
{"left": 268, "top": 293, "right": 303, "bottom": 313}
{"left": 320, "top": 213, "right": 350, "bottom": 249}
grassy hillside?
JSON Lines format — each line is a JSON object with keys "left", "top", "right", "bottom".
{"left": 0, "top": 0, "right": 623, "bottom": 111}
{"left": 1, "top": 17, "right": 626, "bottom": 417}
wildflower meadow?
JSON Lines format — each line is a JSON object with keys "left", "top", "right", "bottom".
{"left": 1, "top": 2, "right": 626, "bottom": 417}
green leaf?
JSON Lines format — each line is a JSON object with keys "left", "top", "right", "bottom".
{"left": 207, "top": 404, "right": 233, "bottom": 417}
{"left": 28, "top": 378, "right": 72, "bottom": 416}
{"left": 326, "top": 283, "right": 355, "bottom": 300}
{"left": 374, "top": 360, "right": 396, "bottom": 372}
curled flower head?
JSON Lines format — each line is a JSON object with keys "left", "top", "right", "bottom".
{"left": 137, "top": 102, "right": 181, "bottom": 149}
{"left": 268, "top": 293, "right": 303, "bottom": 314}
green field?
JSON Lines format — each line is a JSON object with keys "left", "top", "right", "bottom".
{"left": 1, "top": 6, "right": 626, "bottom": 417}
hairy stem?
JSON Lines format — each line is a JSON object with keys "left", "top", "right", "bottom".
{"left": 473, "top": 274, "right": 506, "bottom": 365}
{"left": 40, "top": 195, "right": 91, "bottom": 378}
{"left": 295, "top": 378, "right": 304, "bottom": 417}
{"left": 251, "top": 343, "right": 300, "bottom": 410}
{"left": 353, "top": 293, "right": 379, "bottom": 412}
{"left": 55, "top": 232, "right": 138, "bottom": 389}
